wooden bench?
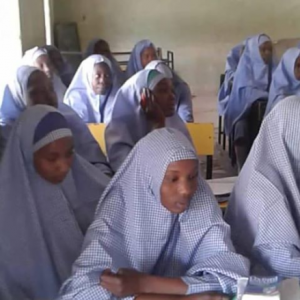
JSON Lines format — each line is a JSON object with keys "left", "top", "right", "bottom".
{"left": 88, "top": 122, "right": 214, "bottom": 179}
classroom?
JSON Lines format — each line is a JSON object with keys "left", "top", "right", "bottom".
{"left": 1, "top": 0, "right": 300, "bottom": 299}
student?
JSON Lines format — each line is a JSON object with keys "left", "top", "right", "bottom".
{"left": 0, "top": 105, "right": 110, "bottom": 299}
{"left": 64, "top": 55, "right": 119, "bottom": 124}
{"left": 146, "top": 60, "right": 194, "bottom": 123}
{"left": 85, "top": 38, "right": 125, "bottom": 86}
{"left": 43, "top": 45, "right": 75, "bottom": 87}
{"left": 0, "top": 65, "right": 111, "bottom": 174}
{"left": 105, "top": 69, "right": 191, "bottom": 172}
{"left": 22, "top": 46, "right": 67, "bottom": 102}
{"left": 224, "top": 34, "right": 275, "bottom": 171}
{"left": 126, "top": 39, "right": 157, "bottom": 78}
{"left": 265, "top": 48, "right": 300, "bottom": 116}
{"left": 225, "top": 96, "right": 300, "bottom": 277}
{"left": 218, "top": 43, "right": 244, "bottom": 116}
{"left": 59, "top": 128, "right": 249, "bottom": 300}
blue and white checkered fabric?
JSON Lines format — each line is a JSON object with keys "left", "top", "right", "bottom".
{"left": 0, "top": 105, "right": 110, "bottom": 300}
{"left": 225, "top": 95, "right": 300, "bottom": 277}
{"left": 105, "top": 69, "right": 192, "bottom": 172}
{"left": 59, "top": 128, "right": 249, "bottom": 300}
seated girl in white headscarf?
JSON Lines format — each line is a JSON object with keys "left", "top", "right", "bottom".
{"left": 22, "top": 46, "right": 67, "bottom": 102}
{"left": 85, "top": 38, "right": 126, "bottom": 86}
{"left": 105, "top": 69, "right": 191, "bottom": 172}
{"left": 59, "top": 128, "right": 249, "bottom": 300}
{"left": 126, "top": 39, "right": 157, "bottom": 78}
{"left": 146, "top": 60, "right": 194, "bottom": 122}
{"left": 0, "top": 105, "right": 110, "bottom": 300}
{"left": 64, "top": 55, "right": 120, "bottom": 124}
{"left": 0, "top": 65, "right": 111, "bottom": 174}
{"left": 225, "top": 96, "right": 300, "bottom": 277}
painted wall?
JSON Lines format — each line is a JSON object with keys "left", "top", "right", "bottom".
{"left": 0, "top": 0, "right": 22, "bottom": 86}
{"left": 19, "top": 0, "right": 46, "bottom": 52}
{"left": 53, "top": 0, "right": 300, "bottom": 122}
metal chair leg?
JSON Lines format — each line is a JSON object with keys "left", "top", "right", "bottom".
{"left": 206, "top": 155, "right": 213, "bottom": 179}
{"left": 218, "top": 116, "right": 222, "bottom": 145}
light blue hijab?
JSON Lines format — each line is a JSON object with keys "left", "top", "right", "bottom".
{"left": 59, "top": 128, "right": 249, "bottom": 299}
{"left": 146, "top": 60, "right": 194, "bottom": 122}
{"left": 0, "top": 105, "right": 110, "bottom": 299}
{"left": 218, "top": 43, "right": 244, "bottom": 115}
{"left": 105, "top": 69, "right": 191, "bottom": 172}
{"left": 64, "top": 55, "right": 120, "bottom": 124}
{"left": 0, "top": 66, "right": 111, "bottom": 174}
{"left": 126, "top": 39, "right": 156, "bottom": 78}
{"left": 224, "top": 34, "right": 276, "bottom": 135}
{"left": 265, "top": 48, "right": 300, "bottom": 116}
{"left": 43, "top": 45, "right": 75, "bottom": 87}
{"left": 225, "top": 96, "right": 300, "bottom": 277}
{"left": 84, "top": 38, "right": 126, "bottom": 86}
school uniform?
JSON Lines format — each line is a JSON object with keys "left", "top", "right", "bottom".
{"left": 225, "top": 96, "right": 300, "bottom": 277}
{"left": 0, "top": 66, "right": 111, "bottom": 174}
{"left": 22, "top": 47, "right": 67, "bottom": 102}
{"left": 85, "top": 38, "right": 126, "bottom": 87}
{"left": 59, "top": 128, "right": 249, "bottom": 300}
{"left": 64, "top": 55, "right": 120, "bottom": 124}
{"left": 0, "top": 105, "right": 110, "bottom": 299}
{"left": 224, "top": 34, "right": 276, "bottom": 140}
{"left": 126, "top": 39, "right": 156, "bottom": 78}
{"left": 265, "top": 47, "right": 300, "bottom": 116}
{"left": 44, "top": 45, "right": 75, "bottom": 87}
{"left": 218, "top": 43, "right": 244, "bottom": 116}
{"left": 105, "top": 69, "right": 191, "bottom": 172}
{"left": 146, "top": 60, "right": 194, "bottom": 123}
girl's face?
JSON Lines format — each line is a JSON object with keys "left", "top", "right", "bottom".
{"left": 34, "top": 137, "right": 74, "bottom": 184}
{"left": 259, "top": 41, "right": 273, "bottom": 65}
{"left": 141, "top": 46, "right": 157, "bottom": 68}
{"left": 152, "top": 78, "right": 175, "bottom": 117}
{"left": 34, "top": 54, "right": 54, "bottom": 79}
{"left": 91, "top": 63, "right": 112, "bottom": 95}
{"left": 27, "top": 71, "right": 57, "bottom": 108}
{"left": 160, "top": 159, "right": 199, "bottom": 214}
{"left": 294, "top": 56, "right": 300, "bottom": 81}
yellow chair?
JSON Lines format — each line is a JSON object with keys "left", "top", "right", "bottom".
{"left": 88, "top": 122, "right": 214, "bottom": 179}
{"left": 88, "top": 123, "right": 107, "bottom": 154}
{"left": 186, "top": 123, "right": 214, "bottom": 179}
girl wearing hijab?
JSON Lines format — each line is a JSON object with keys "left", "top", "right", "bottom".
{"left": 0, "top": 105, "right": 110, "bottom": 299}
{"left": 265, "top": 47, "right": 300, "bottom": 116}
{"left": 146, "top": 60, "right": 194, "bottom": 123}
{"left": 218, "top": 43, "right": 245, "bottom": 116}
{"left": 126, "top": 39, "right": 157, "bottom": 78}
{"left": 0, "top": 65, "right": 111, "bottom": 174}
{"left": 224, "top": 34, "right": 275, "bottom": 171}
{"left": 43, "top": 45, "right": 75, "bottom": 87}
{"left": 22, "top": 46, "right": 67, "bottom": 102}
{"left": 105, "top": 69, "right": 191, "bottom": 172}
{"left": 225, "top": 96, "right": 300, "bottom": 277}
{"left": 59, "top": 128, "right": 249, "bottom": 300}
{"left": 85, "top": 38, "right": 126, "bottom": 86}
{"left": 64, "top": 55, "right": 120, "bottom": 124}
